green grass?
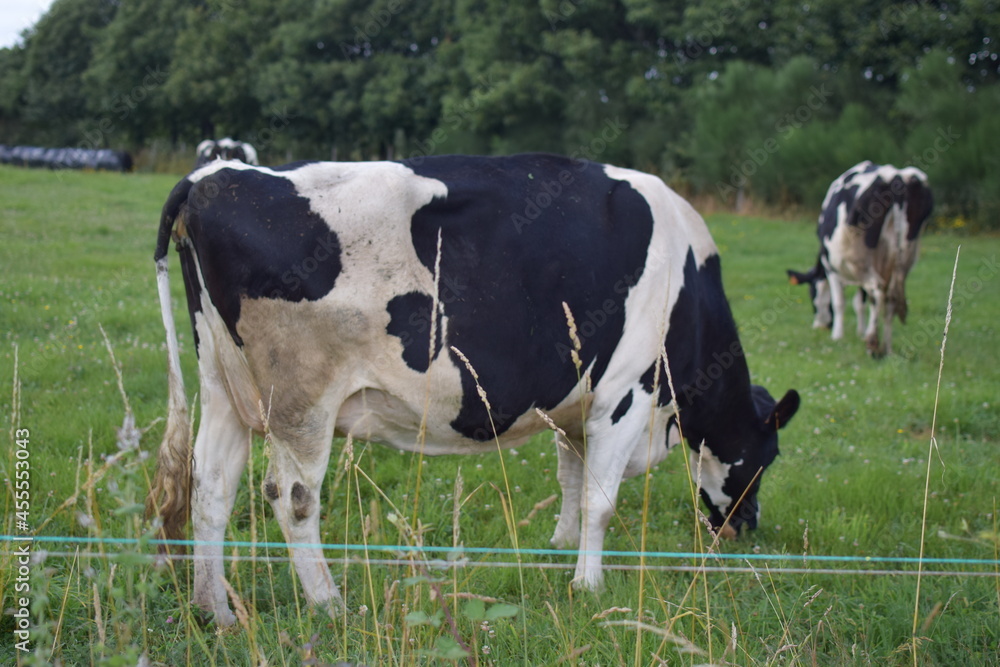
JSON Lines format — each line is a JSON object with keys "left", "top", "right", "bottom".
{"left": 1, "top": 165, "right": 997, "bottom": 665}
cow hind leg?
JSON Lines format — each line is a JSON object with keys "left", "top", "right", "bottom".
{"left": 827, "top": 273, "right": 847, "bottom": 341}
{"left": 191, "top": 387, "right": 250, "bottom": 626}
{"left": 264, "top": 433, "right": 342, "bottom": 616}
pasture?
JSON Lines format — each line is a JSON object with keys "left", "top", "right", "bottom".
{"left": 1, "top": 165, "right": 997, "bottom": 665}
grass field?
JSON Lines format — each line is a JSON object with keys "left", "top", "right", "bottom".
{"left": 1, "top": 165, "right": 997, "bottom": 666}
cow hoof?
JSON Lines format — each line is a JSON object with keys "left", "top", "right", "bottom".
{"left": 570, "top": 573, "right": 605, "bottom": 593}
{"left": 866, "top": 338, "right": 885, "bottom": 358}
{"left": 321, "top": 597, "right": 348, "bottom": 619}
{"left": 196, "top": 605, "right": 237, "bottom": 628}
{"left": 550, "top": 530, "right": 580, "bottom": 550}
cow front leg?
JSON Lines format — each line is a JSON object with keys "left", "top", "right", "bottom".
{"left": 264, "top": 439, "right": 342, "bottom": 617}
{"left": 827, "top": 273, "right": 846, "bottom": 341}
{"left": 881, "top": 295, "right": 896, "bottom": 357}
{"left": 573, "top": 401, "right": 650, "bottom": 591}
{"left": 551, "top": 433, "right": 584, "bottom": 549}
{"left": 191, "top": 387, "right": 250, "bottom": 626}
{"left": 812, "top": 278, "right": 832, "bottom": 329}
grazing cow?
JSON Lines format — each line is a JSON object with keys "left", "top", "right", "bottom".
{"left": 149, "top": 154, "right": 800, "bottom": 625}
{"left": 787, "top": 161, "right": 933, "bottom": 356}
{"left": 194, "top": 137, "right": 259, "bottom": 167}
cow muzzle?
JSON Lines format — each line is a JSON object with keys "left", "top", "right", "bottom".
{"left": 719, "top": 496, "right": 760, "bottom": 539}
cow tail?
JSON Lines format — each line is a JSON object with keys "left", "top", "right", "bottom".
{"left": 148, "top": 179, "right": 195, "bottom": 552}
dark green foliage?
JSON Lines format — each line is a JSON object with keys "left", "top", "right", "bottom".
{"left": 0, "top": 0, "right": 998, "bottom": 225}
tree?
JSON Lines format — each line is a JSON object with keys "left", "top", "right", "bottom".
{"left": 82, "top": 0, "right": 194, "bottom": 148}
{"left": 16, "top": 0, "right": 117, "bottom": 146}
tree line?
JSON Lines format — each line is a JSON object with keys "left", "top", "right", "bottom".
{"left": 1, "top": 0, "right": 997, "bottom": 225}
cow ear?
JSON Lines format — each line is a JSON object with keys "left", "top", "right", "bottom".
{"left": 764, "top": 390, "right": 800, "bottom": 431}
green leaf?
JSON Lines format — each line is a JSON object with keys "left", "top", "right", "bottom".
{"left": 112, "top": 502, "right": 146, "bottom": 516}
{"left": 433, "top": 635, "right": 470, "bottom": 660}
{"left": 462, "top": 598, "right": 486, "bottom": 621}
{"left": 404, "top": 610, "right": 443, "bottom": 627}
{"left": 402, "top": 575, "right": 429, "bottom": 587}
{"left": 485, "top": 603, "right": 520, "bottom": 620}
{"left": 111, "top": 551, "right": 150, "bottom": 567}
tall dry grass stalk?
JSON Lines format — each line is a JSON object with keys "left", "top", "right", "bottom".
{"left": 911, "top": 245, "right": 961, "bottom": 665}
{"left": 449, "top": 343, "right": 530, "bottom": 666}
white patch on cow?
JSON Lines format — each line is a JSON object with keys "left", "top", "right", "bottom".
{"left": 596, "top": 165, "right": 717, "bottom": 392}
{"left": 692, "top": 448, "right": 739, "bottom": 518}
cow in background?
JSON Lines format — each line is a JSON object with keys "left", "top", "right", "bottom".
{"left": 194, "top": 138, "right": 259, "bottom": 167}
{"left": 788, "top": 161, "right": 933, "bottom": 356}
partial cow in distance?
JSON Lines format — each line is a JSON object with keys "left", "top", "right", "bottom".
{"left": 194, "top": 138, "right": 259, "bottom": 168}
{"left": 148, "top": 154, "right": 799, "bottom": 625}
{"left": 788, "top": 161, "right": 933, "bottom": 356}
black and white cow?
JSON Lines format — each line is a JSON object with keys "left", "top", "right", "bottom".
{"left": 149, "top": 154, "right": 800, "bottom": 624}
{"left": 787, "top": 161, "right": 933, "bottom": 356}
{"left": 194, "top": 137, "right": 259, "bottom": 167}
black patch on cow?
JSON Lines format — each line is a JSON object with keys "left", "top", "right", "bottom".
{"left": 905, "top": 177, "right": 934, "bottom": 240}
{"left": 178, "top": 242, "right": 204, "bottom": 350}
{"left": 264, "top": 480, "right": 279, "bottom": 500}
{"left": 400, "top": 154, "right": 654, "bottom": 440}
{"left": 611, "top": 390, "right": 633, "bottom": 425}
{"left": 852, "top": 177, "right": 895, "bottom": 248}
{"left": 655, "top": 249, "right": 785, "bottom": 530}
{"left": 386, "top": 291, "right": 443, "bottom": 372}
{"left": 665, "top": 413, "right": 679, "bottom": 449}
{"left": 181, "top": 168, "right": 342, "bottom": 345}
{"left": 290, "top": 481, "right": 312, "bottom": 521}
{"left": 644, "top": 249, "right": 779, "bottom": 516}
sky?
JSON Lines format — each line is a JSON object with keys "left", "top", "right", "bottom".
{"left": 1, "top": 0, "right": 54, "bottom": 49}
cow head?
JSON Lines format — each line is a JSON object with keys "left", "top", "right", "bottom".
{"left": 693, "top": 387, "right": 800, "bottom": 538}
{"left": 787, "top": 266, "right": 823, "bottom": 315}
